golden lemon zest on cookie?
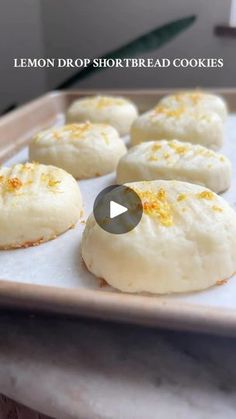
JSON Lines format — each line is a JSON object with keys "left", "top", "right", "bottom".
{"left": 163, "top": 152, "right": 170, "bottom": 159}
{"left": 35, "top": 122, "right": 92, "bottom": 142}
{"left": 212, "top": 205, "right": 223, "bottom": 212}
{"left": 188, "top": 92, "right": 203, "bottom": 104}
{"left": 151, "top": 143, "right": 162, "bottom": 152}
{"left": 197, "top": 191, "right": 215, "bottom": 200}
{"left": 60, "top": 122, "right": 92, "bottom": 139}
{"left": 152, "top": 106, "right": 186, "bottom": 118}
{"left": 37, "top": 122, "right": 113, "bottom": 144}
{"left": 52, "top": 131, "right": 61, "bottom": 140}
{"left": 195, "top": 148, "right": 226, "bottom": 163}
{"left": 177, "top": 193, "right": 187, "bottom": 202}
{"left": 202, "top": 150, "right": 215, "bottom": 158}
{"left": 40, "top": 173, "right": 61, "bottom": 189}
{"left": 173, "top": 91, "right": 203, "bottom": 105}
{"left": 168, "top": 142, "right": 188, "bottom": 155}
{"left": 199, "top": 114, "right": 211, "bottom": 122}
{"left": 1, "top": 164, "right": 62, "bottom": 194}
{"left": 148, "top": 141, "right": 191, "bottom": 162}
{"left": 7, "top": 177, "right": 23, "bottom": 191}
{"left": 0, "top": 164, "right": 43, "bottom": 193}
{"left": 136, "top": 187, "right": 173, "bottom": 227}
{"left": 157, "top": 188, "right": 166, "bottom": 201}
{"left": 148, "top": 155, "right": 159, "bottom": 161}
{"left": 48, "top": 179, "right": 61, "bottom": 188}
{"left": 148, "top": 143, "right": 162, "bottom": 161}
{"left": 175, "top": 146, "right": 187, "bottom": 154}
{"left": 101, "top": 131, "right": 110, "bottom": 144}
{"left": 18, "top": 162, "right": 37, "bottom": 171}
{"left": 95, "top": 96, "right": 125, "bottom": 109}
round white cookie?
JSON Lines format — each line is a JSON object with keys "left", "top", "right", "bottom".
{"left": 159, "top": 91, "right": 228, "bottom": 121}
{"left": 67, "top": 95, "right": 138, "bottom": 136}
{"left": 82, "top": 180, "right": 236, "bottom": 294}
{"left": 117, "top": 139, "right": 232, "bottom": 193}
{"left": 0, "top": 163, "right": 83, "bottom": 249}
{"left": 130, "top": 106, "right": 224, "bottom": 149}
{"left": 29, "top": 122, "right": 127, "bottom": 179}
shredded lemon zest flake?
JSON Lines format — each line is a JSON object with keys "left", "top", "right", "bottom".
{"left": 153, "top": 106, "right": 186, "bottom": 118}
{"left": 151, "top": 143, "right": 162, "bottom": 152}
{"left": 175, "top": 146, "right": 187, "bottom": 154}
{"left": 168, "top": 141, "right": 188, "bottom": 154}
{"left": 188, "top": 92, "right": 203, "bottom": 104}
{"left": 148, "top": 141, "right": 190, "bottom": 161}
{"left": 95, "top": 97, "right": 125, "bottom": 108}
{"left": 147, "top": 143, "right": 162, "bottom": 161}
{"left": 148, "top": 155, "right": 159, "bottom": 161}
{"left": 48, "top": 179, "right": 61, "bottom": 187}
{"left": 148, "top": 139, "right": 218, "bottom": 163}
{"left": 177, "top": 194, "right": 187, "bottom": 202}
{"left": 101, "top": 132, "right": 110, "bottom": 144}
{"left": 171, "top": 145, "right": 187, "bottom": 155}
{"left": 212, "top": 205, "right": 223, "bottom": 212}
{"left": 37, "top": 122, "right": 110, "bottom": 144}
{"left": 41, "top": 173, "right": 61, "bottom": 188}
{"left": 202, "top": 150, "right": 215, "bottom": 158}
{"left": 35, "top": 122, "right": 93, "bottom": 143}
{"left": 18, "top": 162, "right": 37, "bottom": 171}
{"left": 0, "top": 165, "right": 35, "bottom": 192}
{"left": 136, "top": 187, "right": 173, "bottom": 227}
{"left": 157, "top": 188, "right": 166, "bottom": 201}
{"left": 53, "top": 122, "right": 92, "bottom": 140}
{"left": 172, "top": 91, "right": 203, "bottom": 105}
{"left": 197, "top": 191, "right": 215, "bottom": 200}
{"left": 7, "top": 177, "right": 23, "bottom": 191}
{"left": 52, "top": 131, "right": 61, "bottom": 140}
{"left": 0, "top": 164, "right": 61, "bottom": 193}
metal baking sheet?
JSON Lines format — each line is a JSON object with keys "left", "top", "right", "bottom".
{"left": 1, "top": 89, "right": 236, "bottom": 336}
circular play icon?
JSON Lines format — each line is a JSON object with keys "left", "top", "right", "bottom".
{"left": 93, "top": 185, "right": 143, "bottom": 234}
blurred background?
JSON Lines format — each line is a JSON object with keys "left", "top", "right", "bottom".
{"left": 0, "top": 0, "right": 235, "bottom": 113}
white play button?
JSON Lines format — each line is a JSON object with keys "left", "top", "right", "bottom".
{"left": 93, "top": 185, "right": 143, "bottom": 234}
{"left": 110, "top": 200, "right": 128, "bottom": 219}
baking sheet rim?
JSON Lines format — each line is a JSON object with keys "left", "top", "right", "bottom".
{"left": 0, "top": 279, "right": 236, "bottom": 336}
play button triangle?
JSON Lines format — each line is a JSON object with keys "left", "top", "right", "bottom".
{"left": 110, "top": 201, "right": 128, "bottom": 219}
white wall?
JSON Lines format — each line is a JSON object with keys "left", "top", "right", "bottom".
{"left": 41, "top": 0, "right": 234, "bottom": 89}
{"left": 0, "top": 0, "right": 46, "bottom": 113}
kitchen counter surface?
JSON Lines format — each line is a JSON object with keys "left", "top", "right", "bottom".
{"left": 0, "top": 312, "right": 236, "bottom": 419}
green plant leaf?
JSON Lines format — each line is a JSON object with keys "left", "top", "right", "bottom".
{"left": 58, "top": 15, "right": 196, "bottom": 88}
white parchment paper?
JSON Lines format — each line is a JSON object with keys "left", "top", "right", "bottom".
{"left": 0, "top": 116, "right": 236, "bottom": 309}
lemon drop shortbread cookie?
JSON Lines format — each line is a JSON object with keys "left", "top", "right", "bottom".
{"left": 159, "top": 91, "right": 228, "bottom": 121}
{"left": 67, "top": 95, "right": 138, "bottom": 136}
{"left": 117, "top": 140, "right": 232, "bottom": 193}
{"left": 0, "top": 163, "right": 83, "bottom": 249}
{"left": 82, "top": 180, "right": 236, "bottom": 294}
{"left": 130, "top": 106, "right": 224, "bottom": 149}
{"left": 29, "top": 122, "right": 127, "bottom": 179}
